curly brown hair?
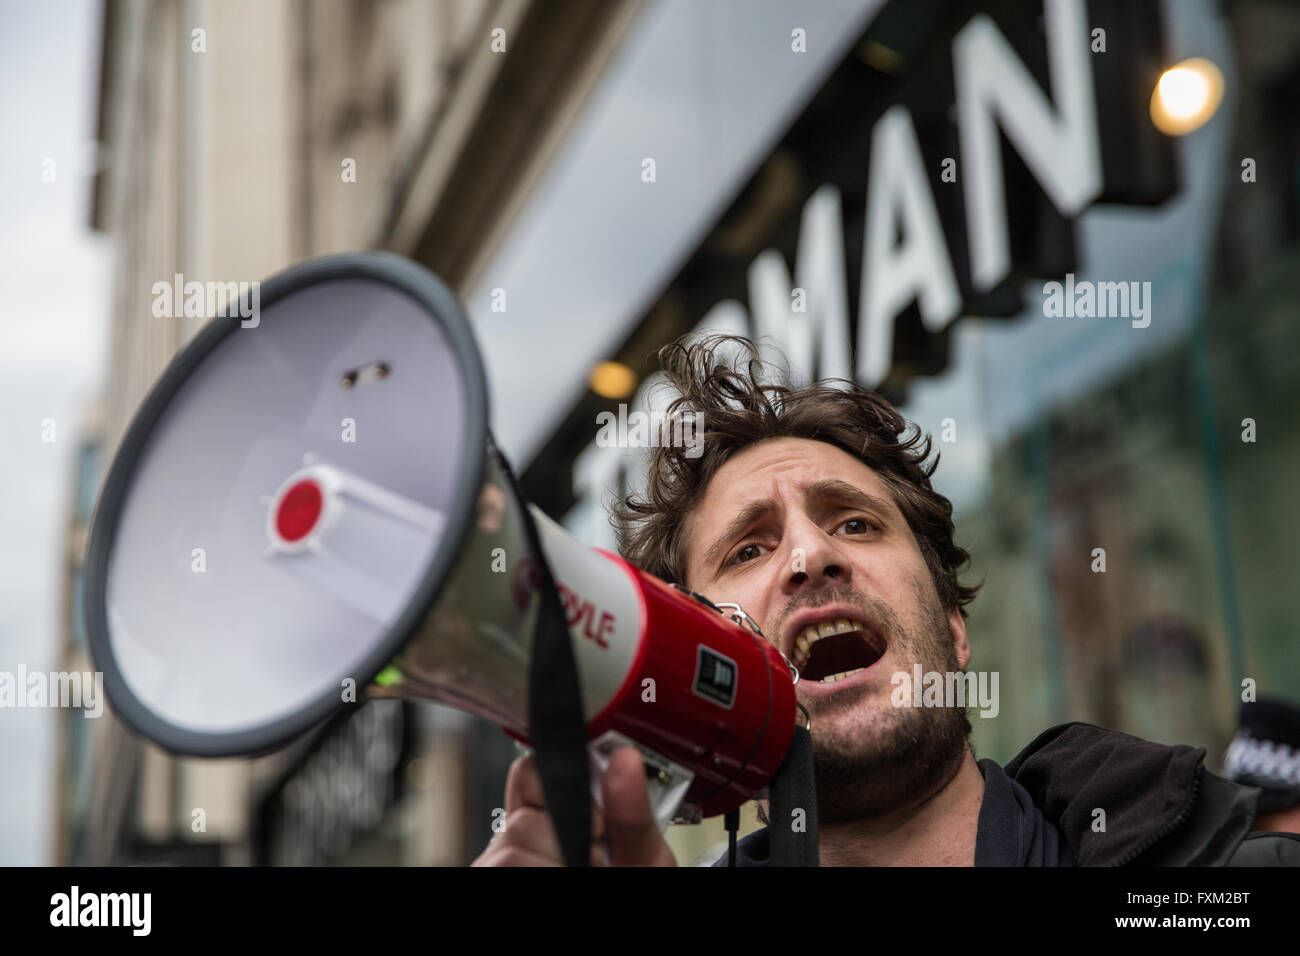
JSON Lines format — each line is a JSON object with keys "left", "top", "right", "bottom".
{"left": 611, "top": 334, "right": 980, "bottom": 617}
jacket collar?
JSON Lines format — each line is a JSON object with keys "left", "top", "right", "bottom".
{"left": 1003, "top": 721, "right": 1258, "bottom": 865}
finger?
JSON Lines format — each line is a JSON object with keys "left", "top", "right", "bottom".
{"left": 601, "top": 747, "right": 674, "bottom": 866}
{"left": 499, "top": 806, "right": 563, "bottom": 861}
{"left": 504, "top": 753, "right": 547, "bottom": 814}
{"left": 502, "top": 758, "right": 608, "bottom": 845}
{"left": 500, "top": 806, "right": 606, "bottom": 860}
{"left": 480, "top": 812, "right": 608, "bottom": 867}
{"left": 472, "top": 843, "right": 563, "bottom": 868}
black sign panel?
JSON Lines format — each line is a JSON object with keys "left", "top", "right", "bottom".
{"left": 524, "top": 0, "right": 1178, "bottom": 517}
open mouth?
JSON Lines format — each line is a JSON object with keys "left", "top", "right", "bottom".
{"left": 792, "top": 618, "right": 887, "bottom": 683}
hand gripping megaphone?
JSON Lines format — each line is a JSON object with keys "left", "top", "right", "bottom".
{"left": 84, "top": 253, "right": 817, "bottom": 866}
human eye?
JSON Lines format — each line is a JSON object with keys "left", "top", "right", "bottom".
{"left": 728, "top": 542, "right": 767, "bottom": 566}
{"left": 835, "top": 516, "right": 880, "bottom": 536}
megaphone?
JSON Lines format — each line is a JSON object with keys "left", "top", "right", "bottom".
{"left": 84, "top": 252, "right": 815, "bottom": 866}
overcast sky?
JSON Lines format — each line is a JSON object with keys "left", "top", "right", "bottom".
{"left": 0, "top": 0, "right": 109, "bottom": 865}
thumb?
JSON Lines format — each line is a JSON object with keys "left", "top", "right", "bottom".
{"left": 601, "top": 747, "right": 675, "bottom": 866}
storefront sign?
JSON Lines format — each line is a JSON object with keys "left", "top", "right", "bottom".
{"left": 561, "top": 0, "right": 1176, "bottom": 530}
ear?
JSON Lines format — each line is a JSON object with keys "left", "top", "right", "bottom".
{"left": 948, "top": 607, "right": 970, "bottom": 670}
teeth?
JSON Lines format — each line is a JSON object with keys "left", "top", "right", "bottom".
{"left": 820, "top": 667, "right": 866, "bottom": 683}
{"left": 791, "top": 617, "right": 867, "bottom": 670}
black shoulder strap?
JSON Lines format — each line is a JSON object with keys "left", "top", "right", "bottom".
{"left": 492, "top": 437, "right": 591, "bottom": 867}
{"left": 767, "top": 725, "right": 819, "bottom": 866}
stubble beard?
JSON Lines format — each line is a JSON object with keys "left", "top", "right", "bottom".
{"left": 804, "top": 582, "right": 973, "bottom": 824}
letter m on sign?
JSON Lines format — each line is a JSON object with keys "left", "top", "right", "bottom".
{"left": 747, "top": 185, "right": 855, "bottom": 388}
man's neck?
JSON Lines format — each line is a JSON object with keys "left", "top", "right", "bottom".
{"left": 816, "top": 749, "right": 985, "bottom": 866}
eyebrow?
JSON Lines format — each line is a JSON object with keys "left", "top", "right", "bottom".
{"left": 700, "top": 478, "right": 897, "bottom": 572}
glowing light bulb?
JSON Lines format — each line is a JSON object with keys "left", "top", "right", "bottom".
{"left": 1150, "top": 58, "right": 1224, "bottom": 135}
{"left": 589, "top": 360, "right": 638, "bottom": 399}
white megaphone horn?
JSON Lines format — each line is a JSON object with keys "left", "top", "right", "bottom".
{"left": 85, "top": 253, "right": 816, "bottom": 866}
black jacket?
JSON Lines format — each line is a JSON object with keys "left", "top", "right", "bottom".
{"left": 713, "top": 721, "right": 1300, "bottom": 866}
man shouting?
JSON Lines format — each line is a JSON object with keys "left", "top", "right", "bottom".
{"left": 474, "top": 334, "right": 1300, "bottom": 867}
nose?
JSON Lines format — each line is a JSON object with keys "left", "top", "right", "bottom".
{"left": 781, "top": 513, "right": 852, "bottom": 593}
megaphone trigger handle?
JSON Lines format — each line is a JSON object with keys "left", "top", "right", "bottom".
{"left": 588, "top": 731, "right": 696, "bottom": 840}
